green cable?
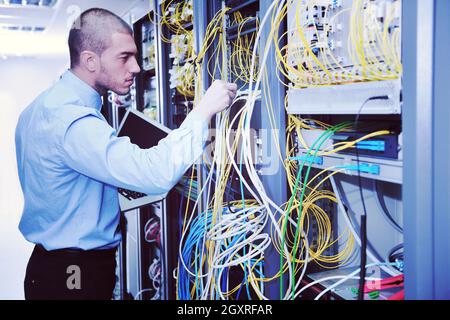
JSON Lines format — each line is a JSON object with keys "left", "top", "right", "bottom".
{"left": 289, "top": 122, "right": 351, "bottom": 299}
{"left": 279, "top": 125, "right": 336, "bottom": 298}
{"left": 279, "top": 121, "right": 352, "bottom": 299}
{"left": 351, "top": 287, "right": 380, "bottom": 300}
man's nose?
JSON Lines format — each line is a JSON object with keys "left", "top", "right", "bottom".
{"left": 130, "top": 57, "right": 141, "bottom": 75}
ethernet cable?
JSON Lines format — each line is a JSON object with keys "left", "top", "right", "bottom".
{"left": 313, "top": 262, "right": 398, "bottom": 300}
{"left": 373, "top": 180, "right": 403, "bottom": 233}
{"left": 273, "top": 0, "right": 402, "bottom": 88}
{"left": 283, "top": 116, "right": 397, "bottom": 288}
{"left": 329, "top": 175, "right": 401, "bottom": 277}
{"left": 179, "top": 0, "right": 298, "bottom": 300}
{"left": 175, "top": 0, "right": 403, "bottom": 301}
{"left": 281, "top": 121, "right": 351, "bottom": 299}
{"left": 294, "top": 270, "right": 386, "bottom": 300}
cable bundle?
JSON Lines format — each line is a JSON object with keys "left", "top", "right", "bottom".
{"left": 178, "top": 204, "right": 270, "bottom": 299}
{"left": 229, "top": 12, "right": 260, "bottom": 85}
{"left": 172, "top": 0, "right": 403, "bottom": 300}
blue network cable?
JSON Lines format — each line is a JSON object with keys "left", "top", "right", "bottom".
{"left": 178, "top": 210, "right": 213, "bottom": 299}
{"left": 179, "top": 205, "right": 265, "bottom": 300}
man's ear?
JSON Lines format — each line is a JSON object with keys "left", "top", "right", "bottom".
{"left": 79, "top": 51, "right": 98, "bottom": 72}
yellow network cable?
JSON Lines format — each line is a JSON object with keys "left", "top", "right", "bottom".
{"left": 173, "top": 0, "right": 402, "bottom": 300}
{"left": 272, "top": 0, "right": 402, "bottom": 88}
{"left": 157, "top": 1, "right": 196, "bottom": 97}
{"left": 280, "top": 110, "right": 395, "bottom": 272}
{"left": 229, "top": 12, "right": 260, "bottom": 85}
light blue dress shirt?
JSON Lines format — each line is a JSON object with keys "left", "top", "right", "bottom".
{"left": 15, "top": 70, "right": 208, "bottom": 250}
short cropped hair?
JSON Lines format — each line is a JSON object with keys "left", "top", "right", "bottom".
{"left": 68, "top": 8, "right": 133, "bottom": 67}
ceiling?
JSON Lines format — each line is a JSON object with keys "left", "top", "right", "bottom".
{"left": 0, "top": 0, "right": 152, "bottom": 58}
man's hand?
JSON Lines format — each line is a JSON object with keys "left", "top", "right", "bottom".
{"left": 193, "top": 80, "right": 238, "bottom": 122}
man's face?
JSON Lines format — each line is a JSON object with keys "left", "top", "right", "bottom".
{"left": 96, "top": 32, "right": 141, "bottom": 95}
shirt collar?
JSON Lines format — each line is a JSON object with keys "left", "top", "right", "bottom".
{"left": 61, "top": 70, "right": 103, "bottom": 111}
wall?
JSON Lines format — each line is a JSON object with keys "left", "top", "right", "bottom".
{"left": 0, "top": 56, "right": 69, "bottom": 299}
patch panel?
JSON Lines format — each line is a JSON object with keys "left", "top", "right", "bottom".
{"left": 284, "top": 0, "right": 402, "bottom": 114}
{"left": 286, "top": 0, "right": 401, "bottom": 86}
{"left": 331, "top": 132, "right": 399, "bottom": 159}
{"left": 158, "top": 0, "right": 195, "bottom": 128}
{"left": 294, "top": 127, "right": 402, "bottom": 160}
{"left": 295, "top": 148, "right": 402, "bottom": 184}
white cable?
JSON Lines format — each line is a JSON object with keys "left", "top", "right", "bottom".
{"left": 134, "top": 288, "right": 159, "bottom": 300}
{"left": 295, "top": 276, "right": 381, "bottom": 300}
{"left": 329, "top": 176, "right": 400, "bottom": 277}
{"left": 178, "top": 0, "right": 309, "bottom": 300}
{"left": 314, "top": 262, "right": 397, "bottom": 300}
{"left": 230, "top": 0, "right": 311, "bottom": 299}
{"left": 177, "top": 162, "right": 215, "bottom": 278}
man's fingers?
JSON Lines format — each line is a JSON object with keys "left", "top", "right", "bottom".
{"left": 227, "top": 83, "right": 237, "bottom": 105}
{"left": 227, "top": 88, "right": 237, "bottom": 97}
{"left": 227, "top": 83, "right": 237, "bottom": 92}
{"left": 227, "top": 90, "right": 236, "bottom": 103}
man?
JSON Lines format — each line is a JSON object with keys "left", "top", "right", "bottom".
{"left": 15, "top": 8, "right": 237, "bottom": 300}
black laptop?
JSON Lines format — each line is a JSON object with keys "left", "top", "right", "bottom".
{"left": 116, "top": 108, "right": 171, "bottom": 212}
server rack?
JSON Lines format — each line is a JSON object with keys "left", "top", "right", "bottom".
{"left": 403, "top": 0, "right": 450, "bottom": 299}
{"left": 154, "top": 0, "right": 198, "bottom": 299}
{"left": 102, "top": 6, "right": 168, "bottom": 300}
{"left": 130, "top": 9, "right": 168, "bottom": 300}
{"left": 106, "top": 0, "right": 450, "bottom": 300}
{"left": 187, "top": 0, "right": 404, "bottom": 300}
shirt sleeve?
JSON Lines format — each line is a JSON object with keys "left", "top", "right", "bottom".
{"left": 59, "top": 109, "right": 209, "bottom": 195}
